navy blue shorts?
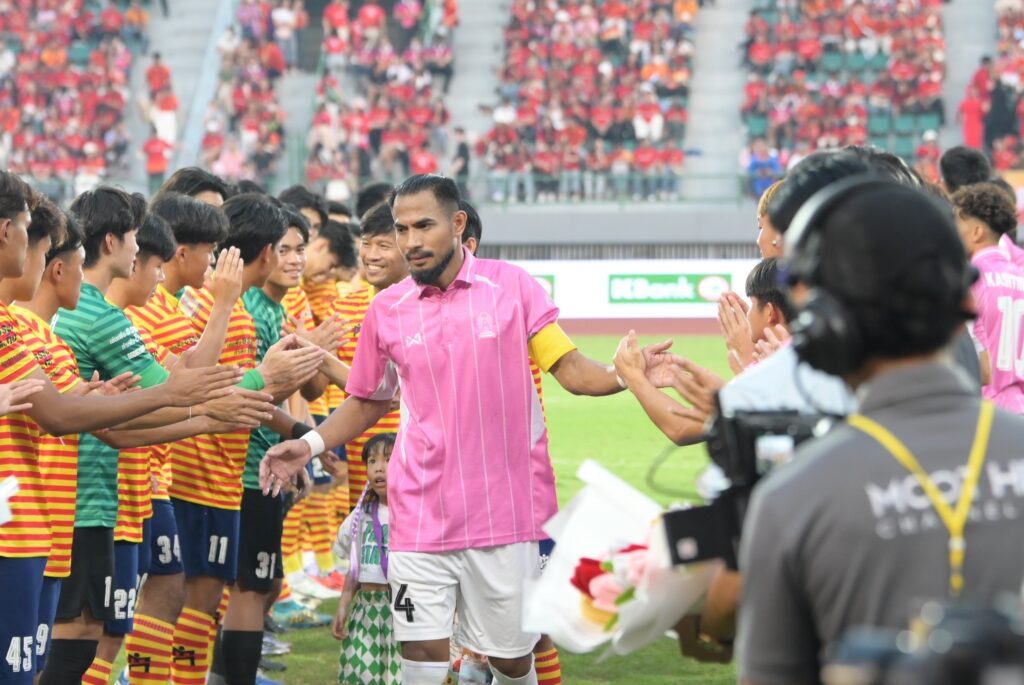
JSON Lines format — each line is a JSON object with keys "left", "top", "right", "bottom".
{"left": 0, "top": 556, "right": 45, "bottom": 683}
{"left": 538, "top": 538, "right": 555, "bottom": 573}
{"left": 34, "top": 576, "right": 61, "bottom": 674}
{"left": 150, "top": 499, "right": 183, "bottom": 576}
{"left": 138, "top": 516, "right": 153, "bottom": 578}
{"left": 105, "top": 541, "right": 141, "bottom": 636}
{"left": 171, "top": 498, "right": 240, "bottom": 582}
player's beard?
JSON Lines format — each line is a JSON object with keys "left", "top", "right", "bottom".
{"left": 408, "top": 243, "right": 456, "bottom": 286}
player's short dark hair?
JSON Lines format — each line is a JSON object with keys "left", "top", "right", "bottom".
{"left": 27, "top": 197, "right": 66, "bottom": 248}
{"left": 390, "top": 174, "right": 461, "bottom": 216}
{"left": 150, "top": 192, "right": 229, "bottom": 246}
{"left": 0, "top": 170, "right": 34, "bottom": 220}
{"left": 71, "top": 187, "right": 148, "bottom": 267}
{"left": 136, "top": 213, "right": 177, "bottom": 262}
{"left": 153, "top": 167, "right": 232, "bottom": 205}
{"left": 355, "top": 182, "right": 394, "bottom": 220}
{"left": 278, "top": 185, "right": 328, "bottom": 228}
{"left": 319, "top": 221, "right": 358, "bottom": 269}
{"left": 46, "top": 211, "right": 84, "bottom": 265}
{"left": 359, "top": 201, "right": 396, "bottom": 239}
{"left": 460, "top": 200, "right": 482, "bottom": 245}
{"left": 951, "top": 182, "right": 1019, "bottom": 237}
{"left": 940, "top": 146, "right": 993, "bottom": 194}
{"left": 326, "top": 200, "right": 351, "bottom": 220}
{"left": 745, "top": 258, "right": 795, "bottom": 323}
{"left": 844, "top": 145, "right": 923, "bottom": 188}
{"left": 767, "top": 152, "right": 872, "bottom": 234}
{"left": 221, "top": 193, "right": 288, "bottom": 264}
{"left": 235, "top": 179, "right": 266, "bottom": 195}
{"left": 281, "top": 205, "right": 311, "bottom": 243}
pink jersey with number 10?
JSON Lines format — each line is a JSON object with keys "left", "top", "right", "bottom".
{"left": 972, "top": 246, "right": 1024, "bottom": 412}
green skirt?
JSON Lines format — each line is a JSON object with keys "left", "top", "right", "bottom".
{"left": 339, "top": 590, "right": 402, "bottom": 685}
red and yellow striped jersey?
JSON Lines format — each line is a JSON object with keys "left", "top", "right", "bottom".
{"left": 333, "top": 286, "right": 401, "bottom": 508}
{"left": 125, "top": 286, "right": 192, "bottom": 502}
{"left": 303, "top": 279, "right": 346, "bottom": 410}
{"left": 172, "top": 287, "right": 258, "bottom": 510}
{"left": 0, "top": 301, "right": 48, "bottom": 558}
{"left": 11, "top": 306, "right": 80, "bottom": 573}
{"left": 283, "top": 286, "right": 328, "bottom": 417}
{"left": 113, "top": 326, "right": 171, "bottom": 542}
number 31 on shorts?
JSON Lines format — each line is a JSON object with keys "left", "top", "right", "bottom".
{"left": 393, "top": 584, "right": 415, "bottom": 622}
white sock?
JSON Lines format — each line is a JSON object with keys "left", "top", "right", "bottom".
{"left": 489, "top": 655, "right": 538, "bottom": 685}
{"left": 401, "top": 659, "right": 449, "bottom": 685}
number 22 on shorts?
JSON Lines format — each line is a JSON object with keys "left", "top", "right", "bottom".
{"left": 394, "top": 584, "right": 415, "bottom": 622}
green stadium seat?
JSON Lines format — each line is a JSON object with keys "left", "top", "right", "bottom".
{"left": 761, "top": 9, "right": 779, "bottom": 26}
{"left": 869, "top": 135, "right": 891, "bottom": 151}
{"left": 68, "top": 41, "right": 91, "bottom": 67}
{"left": 747, "top": 114, "right": 769, "bottom": 138}
{"left": 893, "top": 135, "right": 916, "bottom": 161}
{"left": 914, "top": 112, "right": 941, "bottom": 134}
{"left": 821, "top": 51, "right": 844, "bottom": 74}
{"left": 846, "top": 52, "right": 868, "bottom": 73}
{"left": 869, "top": 52, "right": 889, "bottom": 71}
{"left": 868, "top": 114, "right": 891, "bottom": 136}
{"left": 893, "top": 113, "right": 915, "bottom": 136}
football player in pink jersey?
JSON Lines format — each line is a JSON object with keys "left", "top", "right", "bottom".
{"left": 952, "top": 182, "right": 1024, "bottom": 411}
{"left": 260, "top": 175, "right": 681, "bottom": 685}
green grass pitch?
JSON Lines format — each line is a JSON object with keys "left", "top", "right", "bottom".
{"left": 115, "top": 333, "right": 739, "bottom": 684}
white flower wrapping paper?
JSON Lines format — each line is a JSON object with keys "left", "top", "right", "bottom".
{"left": 523, "top": 460, "right": 714, "bottom": 655}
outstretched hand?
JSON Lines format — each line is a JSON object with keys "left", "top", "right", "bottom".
{"left": 260, "top": 438, "right": 314, "bottom": 496}
{"left": 0, "top": 378, "right": 46, "bottom": 416}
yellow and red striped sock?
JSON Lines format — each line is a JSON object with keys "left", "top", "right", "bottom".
{"left": 281, "top": 499, "right": 304, "bottom": 559}
{"left": 81, "top": 657, "right": 112, "bottom": 685}
{"left": 170, "top": 608, "right": 216, "bottom": 685}
{"left": 125, "top": 614, "right": 175, "bottom": 683}
{"left": 307, "top": 492, "right": 335, "bottom": 572}
{"left": 535, "top": 647, "right": 562, "bottom": 685}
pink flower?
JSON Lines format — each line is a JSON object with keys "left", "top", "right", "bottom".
{"left": 589, "top": 573, "right": 627, "bottom": 613}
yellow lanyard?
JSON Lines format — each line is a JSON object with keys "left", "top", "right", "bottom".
{"left": 847, "top": 401, "right": 994, "bottom": 597}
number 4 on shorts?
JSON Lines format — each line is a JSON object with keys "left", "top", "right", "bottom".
{"left": 394, "top": 584, "right": 415, "bottom": 623}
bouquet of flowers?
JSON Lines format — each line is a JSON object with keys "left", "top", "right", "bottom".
{"left": 523, "top": 461, "right": 714, "bottom": 655}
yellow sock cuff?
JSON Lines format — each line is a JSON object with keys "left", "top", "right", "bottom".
{"left": 283, "top": 552, "right": 303, "bottom": 576}
{"left": 315, "top": 551, "right": 335, "bottom": 573}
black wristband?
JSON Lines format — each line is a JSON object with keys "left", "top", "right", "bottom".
{"left": 291, "top": 422, "right": 313, "bottom": 440}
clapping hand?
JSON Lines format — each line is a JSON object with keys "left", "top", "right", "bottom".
{"left": 0, "top": 379, "right": 46, "bottom": 416}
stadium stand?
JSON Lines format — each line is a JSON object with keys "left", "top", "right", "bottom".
{"left": 740, "top": 0, "right": 948, "bottom": 193}
{"left": 199, "top": 0, "right": 313, "bottom": 187}
{"left": 302, "top": 0, "right": 459, "bottom": 201}
{"left": 961, "top": 1, "right": 1024, "bottom": 170}
{"left": 0, "top": 0, "right": 152, "bottom": 203}
{"left": 478, "top": 0, "right": 695, "bottom": 204}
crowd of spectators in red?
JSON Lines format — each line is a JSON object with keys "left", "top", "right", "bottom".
{"left": 0, "top": 0, "right": 150, "bottom": 202}
{"left": 957, "top": 1, "right": 1024, "bottom": 172}
{"left": 199, "top": 0, "right": 311, "bottom": 187}
{"left": 741, "top": 0, "right": 948, "bottom": 194}
{"left": 302, "top": 0, "right": 460, "bottom": 203}
{"left": 480, "top": 0, "right": 696, "bottom": 203}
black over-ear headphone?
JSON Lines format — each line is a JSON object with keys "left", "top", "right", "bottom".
{"left": 784, "top": 175, "right": 900, "bottom": 377}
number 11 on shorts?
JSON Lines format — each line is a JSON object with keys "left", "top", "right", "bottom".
{"left": 394, "top": 584, "right": 415, "bottom": 622}
{"left": 208, "top": 535, "right": 229, "bottom": 565}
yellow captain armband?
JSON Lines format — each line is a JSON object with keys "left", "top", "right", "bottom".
{"left": 528, "top": 323, "right": 578, "bottom": 373}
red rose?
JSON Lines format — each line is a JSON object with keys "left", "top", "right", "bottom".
{"left": 570, "top": 558, "right": 604, "bottom": 598}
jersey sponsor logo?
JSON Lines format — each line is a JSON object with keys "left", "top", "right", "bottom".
{"left": 475, "top": 312, "right": 497, "bottom": 339}
{"left": 171, "top": 646, "right": 196, "bottom": 665}
{"left": 404, "top": 333, "right": 423, "bottom": 347}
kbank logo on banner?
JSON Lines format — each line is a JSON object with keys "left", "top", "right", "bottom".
{"left": 608, "top": 274, "right": 731, "bottom": 304}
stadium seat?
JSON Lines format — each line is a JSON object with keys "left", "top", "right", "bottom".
{"left": 821, "top": 51, "right": 844, "bottom": 74}
{"left": 914, "top": 112, "right": 941, "bottom": 134}
{"left": 892, "top": 135, "right": 916, "bottom": 161}
{"left": 869, "top": 135, "right": 891, "bottom": 151}
{"left": 869, "top": 52, "right": 889, "bottom": 71}
{"left": 867, "top": 114, "right": 891, "bottom": 136}
{"left": 893, "top": 114, "right": 915, "bottom": 136}
{"left": 747, "top": 114, "right": 769, "bottom": 138}
{"left": 68, "top": 41, "right": 91, "bottom": 67}
{"left": 846, "top": 52, "right": 868, "bottom": 73}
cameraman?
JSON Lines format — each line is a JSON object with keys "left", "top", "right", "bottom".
{"left": 736, "top": 180, "right": 1024, "bottom": 685}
